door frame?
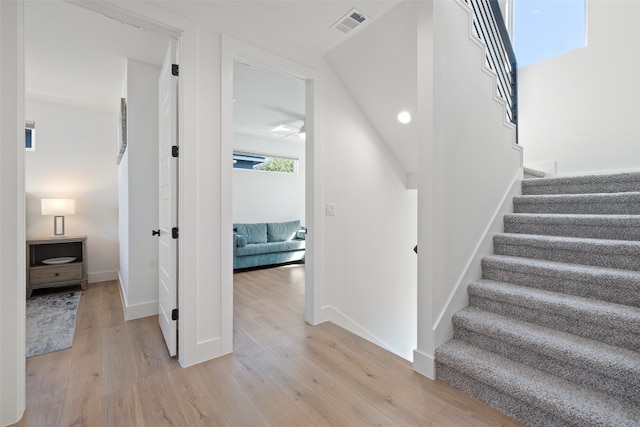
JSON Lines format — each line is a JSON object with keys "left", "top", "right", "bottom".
{"left": 221, "top": 36, "right": 322, "bottom": 325}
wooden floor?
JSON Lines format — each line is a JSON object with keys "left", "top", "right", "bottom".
{"left": 15, "top": 265, "right": 523, "bottom": 426}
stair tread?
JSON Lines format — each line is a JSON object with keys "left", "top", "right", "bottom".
{"left": 469, "top": 279, "right": 640, "bottom": 332}
{"left": 504, "top": 213, "right": 640, "bottom": 224}
{"left": 454, "top": 307, "right": 640, "bottom": 381}
{"left": 482, "top": 254, "right": 640, "bottom": 290}
{"left": 436, "top": 340, "right": 640, "bottom": 426}
{"left": 514, "top": 191, "right": 640, "bottom": 203}
{"left": 523, "top": 172, "right": 640, "bottom": 187}
{"left": 494, "top": 232, "right": 640, "bottom": 252}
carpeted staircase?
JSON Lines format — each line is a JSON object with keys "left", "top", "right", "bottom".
{"left": 435, "top": 172, "right": 640, "bottom": 427}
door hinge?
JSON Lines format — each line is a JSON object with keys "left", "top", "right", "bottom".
{"left": 171, "top": 308, "right": 179, "bottom": 321}
{"left": 171, "top": 64, "right": 179, "bottom": 77}
{"left": 172, "top": 227, "right": 179, "bottom": 239}
{"left": 171, "top": 145, "right": 179, "bottom": 158}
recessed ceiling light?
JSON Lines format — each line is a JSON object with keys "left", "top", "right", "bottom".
{"left": 397, "top": 111, "right": 411, "bottom": 124}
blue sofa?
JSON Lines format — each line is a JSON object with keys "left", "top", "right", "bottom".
{"left": 233, "top": 220, "right": 305, "bottom": 270}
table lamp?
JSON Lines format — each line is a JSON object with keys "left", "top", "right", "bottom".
{"left": 41, "top": 198, "right": 75, "bottom": 236}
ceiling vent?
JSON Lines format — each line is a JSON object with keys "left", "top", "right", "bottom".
{"left": 331, "top": 8, "right": 369, "bottom": 34}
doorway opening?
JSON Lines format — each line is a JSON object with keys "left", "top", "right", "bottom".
{"left": 23, "top": 0, "right": 179, "bottom": 380}
{"left": 221, "top": 38, "right": 320, "bottom": 351}
{"left": 231, "top": 60, "right": 307, "bottom": 338}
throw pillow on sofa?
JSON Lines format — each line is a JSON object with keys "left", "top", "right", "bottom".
{"left": 234, "top": 223, "right": 267, "bottom": 244}
{"left": 267, "top": 220, "right": 301, "bottom": 242}
{"left": 235, "top": 235, "right": 247, "bottom": 247}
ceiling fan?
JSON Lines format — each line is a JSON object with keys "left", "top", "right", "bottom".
{"left": 270, "top": 119, "right": 305, "bottom": 139}
{"left": 265, "top": 105, "right": 306, "bottom": 140}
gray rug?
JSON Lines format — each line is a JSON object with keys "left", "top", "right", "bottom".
{"left": 26, "top": 291, "right": 81, "bottom": 358}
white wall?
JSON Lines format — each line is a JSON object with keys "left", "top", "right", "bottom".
{"left": 0, "top": 1, "right": 26, "bottom": 424}
{"left": 413, "top": 0, "right": 522, "bottom": 378}
{"left": 320, "top": 64, "right": 418, "bottom": 361}
{"left": 118, "top": 59, "right": 161, "bottom": 320}
{"left": 25, "top": 98, "right": 119, "bottom": 283}
{"left": 233, "top": 133, "right": 305, "bottom": 224}
{"left": 519, "top": 0, "right": 640, "bottom": 175}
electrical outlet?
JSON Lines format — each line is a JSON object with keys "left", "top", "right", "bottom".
{"left": 326, "top": 203, "right": 336, "bottom": 216}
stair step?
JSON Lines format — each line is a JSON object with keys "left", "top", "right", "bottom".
{"left": 453, "top": 307, "right": 640, "bottom": 404}
{"left": 522, "top": 172, "right": 640, "bottom": 195}
{"left": 493, "top": 233, "right": 640, "bottom": 271}
{"left": 503, "top": 213, "right": 640, "bottom": 241}
{"left": 468, "top": 279, "right": 640, "bottom": 351}
{"left": 436, "top": 340, "right": 640, "bottom": 427}
{"left": 481, "top": 254, "right": 640, "bottom": 307}
{"left": 513, "top": 192, "right": 640, "bottom": 215}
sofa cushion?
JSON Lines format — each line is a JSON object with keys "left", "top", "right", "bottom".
{"left": 235, "top": 234, "right": 247, "bottom": 247}
{"left": 234, "top": 223, "right": 267, "bottom": 244}
{"left": 236, "top": 240, "right": 305, "bottom": 257}
{"left": 267, "top": 220, "right": 301, "bottom": 242}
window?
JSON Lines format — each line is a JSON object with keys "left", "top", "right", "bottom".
{"left": 25, "top": 121, "right": 35, "bottom": 151}
{"left": 513, "top": 0, "right": 587, "bottom": 68}
{"left": 232, "top": 151, "right": 297, "bottom": 174}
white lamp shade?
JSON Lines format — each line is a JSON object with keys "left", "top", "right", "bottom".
{"left": 41, "top": 199, "right": 76, "bottom": 216}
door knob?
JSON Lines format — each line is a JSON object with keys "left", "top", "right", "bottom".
{"left": 152, "top": 229, "right": 161, "bottom": 236}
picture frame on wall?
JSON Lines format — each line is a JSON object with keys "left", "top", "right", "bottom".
{"left": 116, "top": 97, "right": 127, "bottom": 164}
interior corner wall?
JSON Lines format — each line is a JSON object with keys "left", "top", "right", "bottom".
{"left": 320, "top": 63, "right": 418, "bottom": 361}
{"left": 519, "top": 0, "right": 640, "bottom": 175}
{"left": 24, "top": 98, "right": 119, "bottom": 283}
{"left": 118, "top": 58, "right": 161, "bottom": 320}
{"left": 232, "top": 133, "right": 305, "bottom": 224}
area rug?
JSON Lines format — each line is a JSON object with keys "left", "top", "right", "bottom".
{"left": 26, "top": 291, "right": 81, "bottom": 358}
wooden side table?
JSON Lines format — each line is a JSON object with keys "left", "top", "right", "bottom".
{"left": 26, "top": 236, "right": 87, "bottom": 298}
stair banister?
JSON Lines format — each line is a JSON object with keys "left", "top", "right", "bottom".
{"left": 464, "top": 0, "right": 518, "bottom": 141}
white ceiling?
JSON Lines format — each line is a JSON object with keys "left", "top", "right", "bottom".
{"left": 25, "top": 0, "right": 170, "bottom": 112}
{"left": 152, "top": 1, "right": 402, "bottom": 60}
{"left": 325, "top": 2, "right": 417, "bottom": 174}
{"left": 234, "top": 62, "right": 306, "bottom": 142}
{"left": 25, "top": 0, "right": 415, "bottom": 170}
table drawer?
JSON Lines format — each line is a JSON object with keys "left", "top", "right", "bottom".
{"left": 30, "top": 264, "right": 83, "bottom": 285}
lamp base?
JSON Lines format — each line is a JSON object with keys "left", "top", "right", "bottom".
{"left": 53, "top": 216, "right": 66, "bottom": 236}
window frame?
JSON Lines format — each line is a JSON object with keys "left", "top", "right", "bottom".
{"left": 232, "top": 150, "right": 298, "bottom": 174}
{"left": 25, "top": 121, "right": 35, "bottom": 151}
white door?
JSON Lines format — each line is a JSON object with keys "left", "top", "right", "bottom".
{"left": 158, "top": 41, "right": 178, "bottom": 356}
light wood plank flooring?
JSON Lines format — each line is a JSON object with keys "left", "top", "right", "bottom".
{"left": 15, "top": 265, "right": 523, "bottom": 426}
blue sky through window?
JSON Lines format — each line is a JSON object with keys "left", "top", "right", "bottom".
{"left": 513, "top": 0, "right": 586, "bottom": 68}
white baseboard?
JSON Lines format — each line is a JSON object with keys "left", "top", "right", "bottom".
{"left": 178, "top": 337, "right": 232, "bottom": 368}
{"left": 524, "top": 160, "right": 556, "bottom": 176}
{"left": 123, "top": 300, "right": 158, "bottom": 321}
{"left": 117, "top": 272, "right": 158, "bottom": 320}
{"left": 88, "top": 270, "right": 118, "bottom": 283}
{"left": 320, "top": 305, "right": 411, "bottom": 361}
{"left": 413, "top": 348, "right": 435, "bottom": 379}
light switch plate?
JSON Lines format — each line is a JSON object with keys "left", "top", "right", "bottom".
{"left": 326, "top": 203, "right": 336, "bottom": 216}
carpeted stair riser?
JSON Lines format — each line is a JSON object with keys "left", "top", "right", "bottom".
{"left": 513, "top": 192, "right": 640, "bottom": 215}
{"left": 436, "top": 341, "right": 640, "bottom": 427}
{"left": 503, "top": 214, "right": 640, "bottom": 241}
{"left": 522, "top": 172, "right": 640, "bottom": 195}
{"left": 452, "top": 309, "right": 640, "bottom": 404}
{"left": 468, "top": 297, "right": 640, "bottom": 352}
{"left": 435, "top": 362, "right": 565, "bottom": 427}
{"left": 481, "top": 255, "right": 640, "bottom": 308}
{"left": 493, "top": 233, "right": 640, "bottom": 271}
